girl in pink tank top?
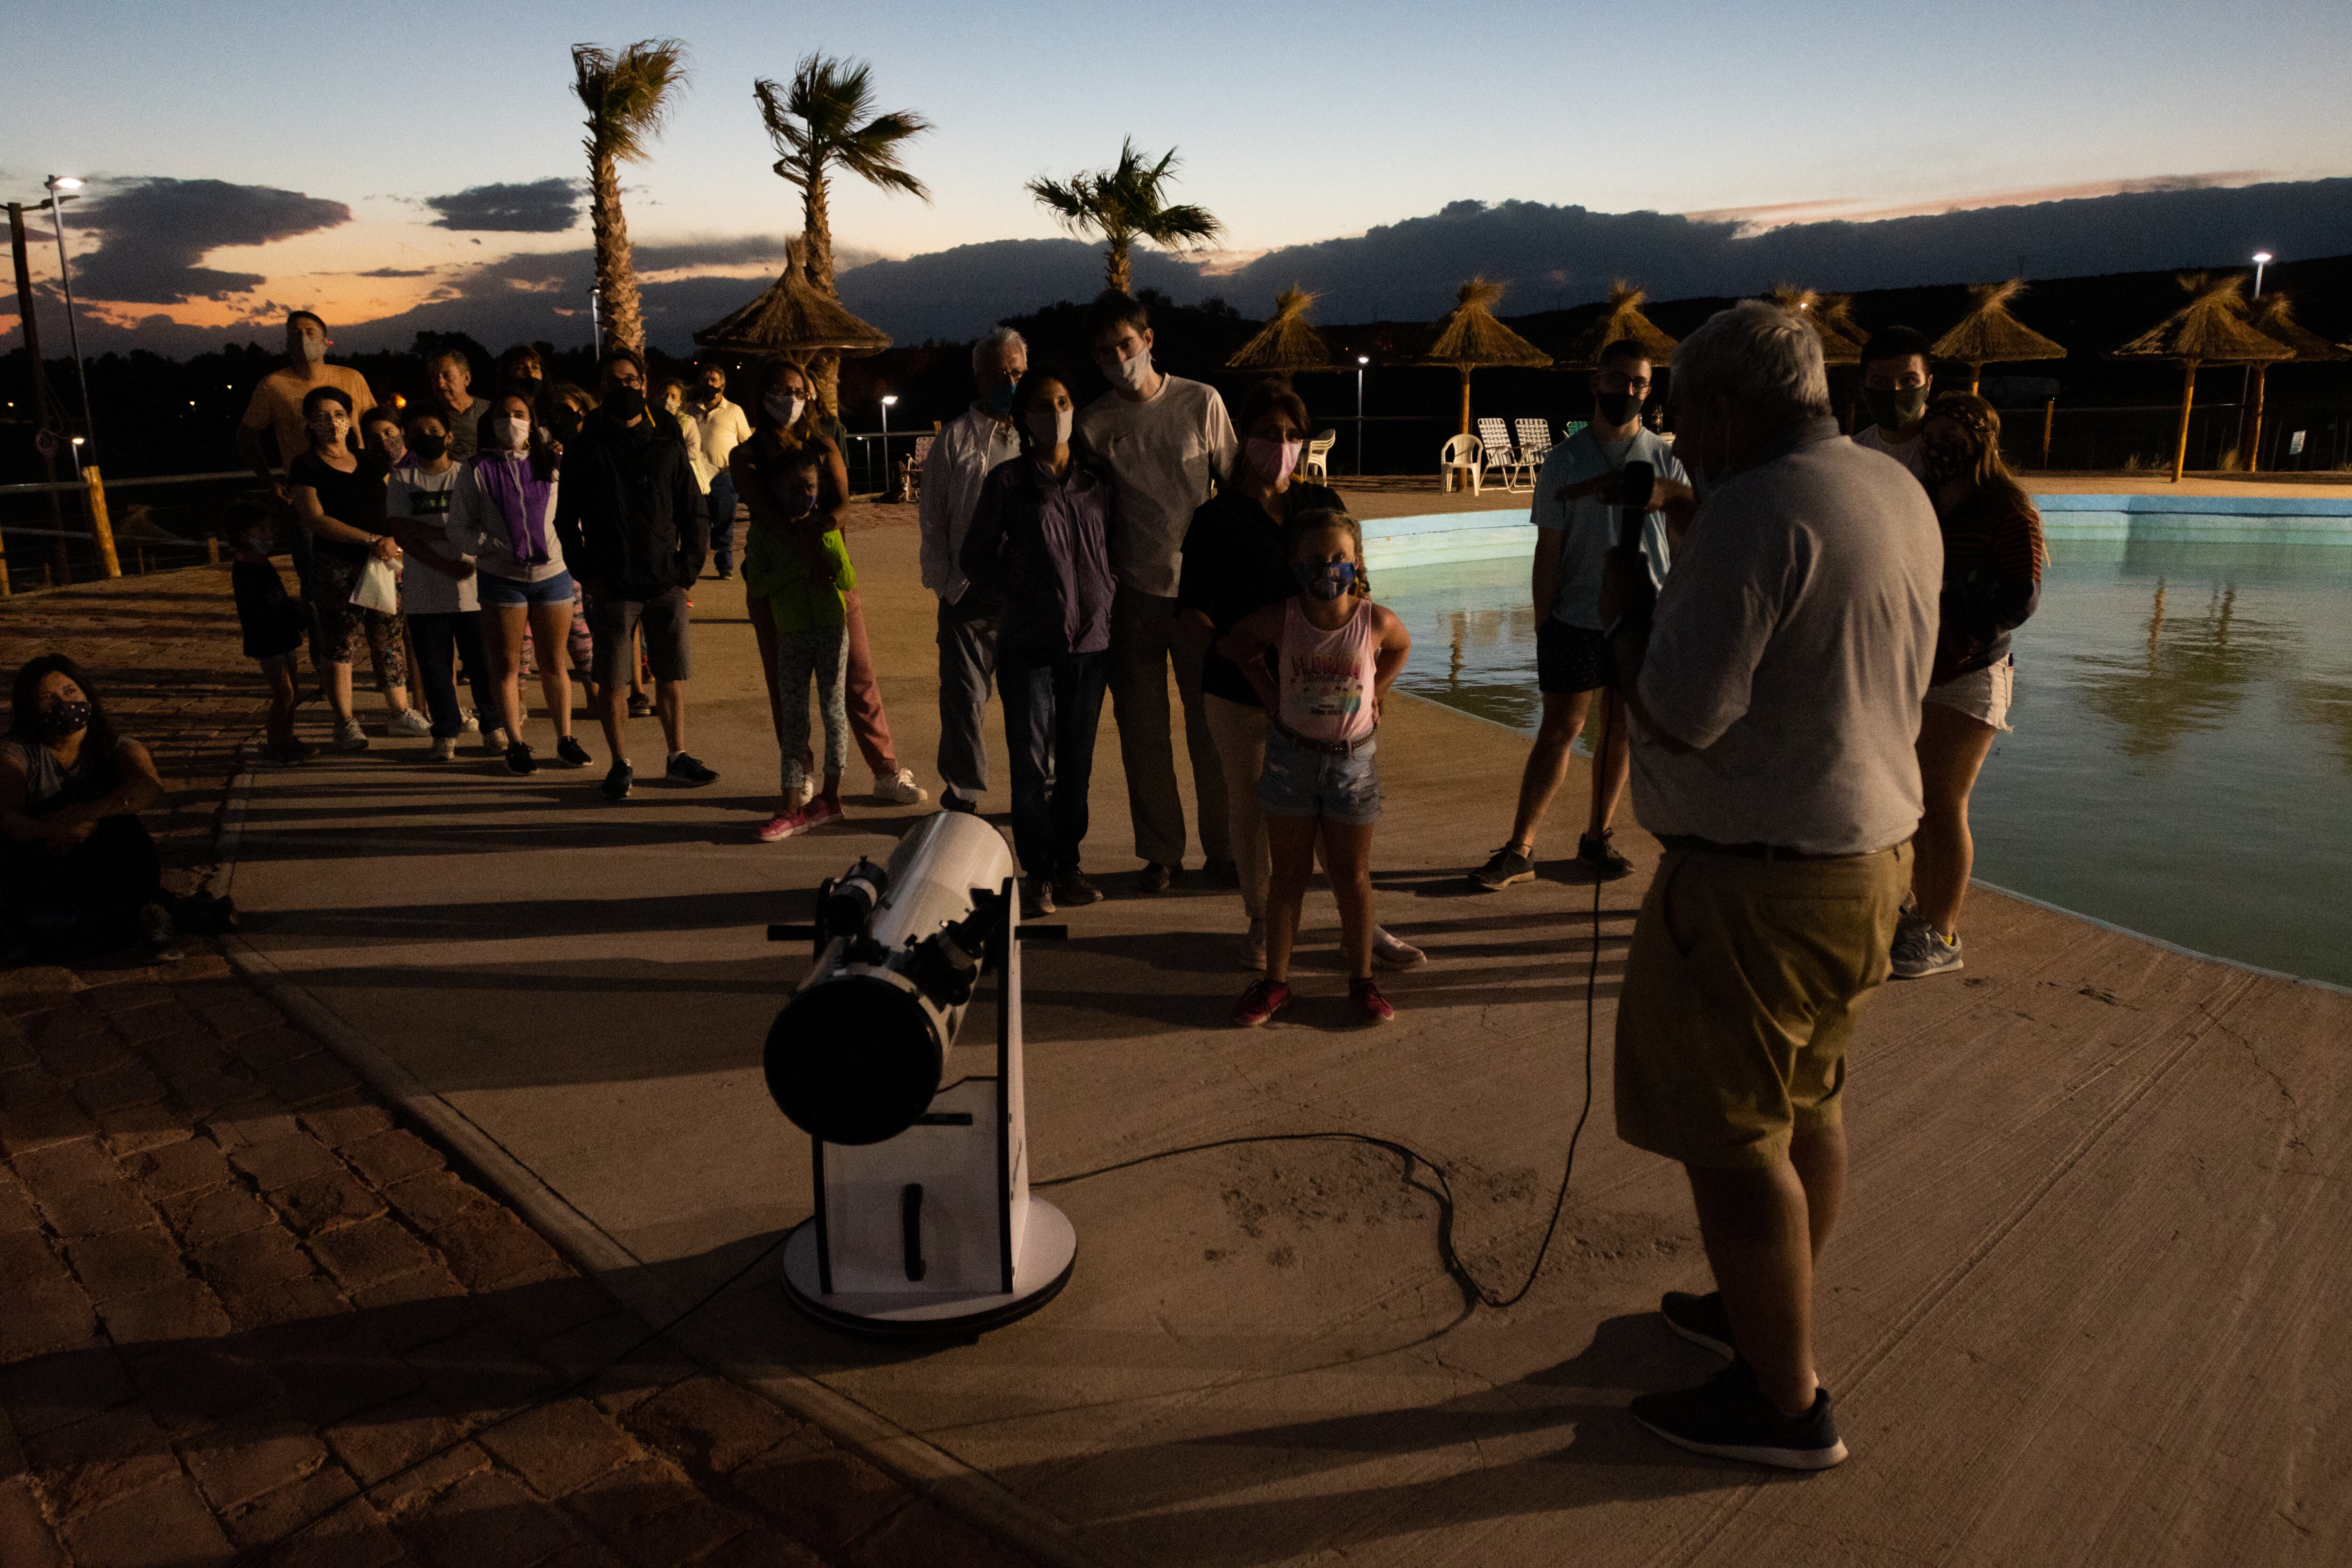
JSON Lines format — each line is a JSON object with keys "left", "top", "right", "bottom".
{"left": 1216, "top": 509, "right": 1412, "bottom": 1028}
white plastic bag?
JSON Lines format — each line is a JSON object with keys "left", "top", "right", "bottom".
{"left": 349, "top": 555, "right": 400, "bottom": 615}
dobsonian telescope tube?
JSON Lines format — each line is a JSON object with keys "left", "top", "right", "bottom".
{"left": 763, "top": 812, "right": 1017, "bottom": 1146}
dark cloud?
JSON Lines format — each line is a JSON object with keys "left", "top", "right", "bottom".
{"left": 424, "top": 179, "right": 582, "bottom": 233}
{"left": 71, "top": 177, "right": 350, "bottom": 303}
{"left": 357, "top": 266, "right": 437, "bottom": 278}
{"left": 834, "top": 238, "right": 1204, "bottom": 341}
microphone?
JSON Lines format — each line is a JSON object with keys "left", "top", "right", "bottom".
{"left": 1617, "top": 460, "right": 1655, "bottom": 554}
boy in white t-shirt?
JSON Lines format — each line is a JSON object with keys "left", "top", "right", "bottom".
{"left": 1852, "top": 326, "right": 1935, "bottom": 480}
{"left": 388, "top": 408, "right": 503, "bottom": 760}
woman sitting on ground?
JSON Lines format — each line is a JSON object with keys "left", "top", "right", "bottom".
{"left": 1217, "top": 509, "right": 1413, "bottom": 1027}
{"left": 287, "top": 386, "right": 429, "bottom": 750}
{"left": 1892, "top": 392, "right": 2044, "bottom": 980}
{"left": 0, "top": 655, "right": 181, "bottom": 963}
{"left": 960, "top": 368, "right": 1118, "bottom": 917}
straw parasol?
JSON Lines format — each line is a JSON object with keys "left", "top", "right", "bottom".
{"left": 1225, "top": 286, "right": 1336, "bottom": 373}
{"left": 2239, "top": 291, "right": 2348, "bottom": 471}
{"left": 1563, "top": 279, "right": 1678, "bottom": 368}
{"left": 693, "top": 234, "right": 890, "bottom": 411}
{"left": 1420, "top": 276, "right": 1551, "bottom": 434}
{"left": 1931, "top": 280, "right": 2066, "bottom": 395}
{"left": 2113, "top": 271, "right": 2292, "bottom": 481}
{"left": 1764, "top": 285, "right": 1861, "bottom": 364}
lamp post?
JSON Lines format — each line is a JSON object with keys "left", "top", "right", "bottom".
{"left": 588, "top": 286, "right": 601, "bottom": 348}
{"left": 42, "top": 176, "right": 92, "bottom": 455}
{"left": 879, "top": 394, "right": 898, "bottom": 496}
{"left": 1354, "top": 356, "right": 1370, "bottom": 477}
{"left": 2251, "top": 251, "right": 2272, "bottom": 297}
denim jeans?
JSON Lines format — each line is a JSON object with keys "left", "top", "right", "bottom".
{"left": 708, "top": 471, "right": 740, "bottom": 573}
{"left": 999, "top": 649, "right": 1110, "bottom": 878}
{"left": 407, "top": 611, "right": 500, "bottom": 738}
{"left": 936, "top": 591, "right": 1001, "bottom": 802}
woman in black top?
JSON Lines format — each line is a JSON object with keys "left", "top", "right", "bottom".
{"left": 0, "top": 655, "right": 179, "bottom": 962}
{"left": 1177, "top": 378, "right": 1421, "bottom": 971}
{"left": 287, "top": 385, "right": 424, "bottom": 751}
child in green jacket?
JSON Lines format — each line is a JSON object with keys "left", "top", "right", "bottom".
{"left": 742, "top": 449, "right": 856, "bottom": 840}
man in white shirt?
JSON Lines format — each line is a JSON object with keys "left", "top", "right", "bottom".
{"left": 920, "top": 327, "right": 1027, "bottom": 813}
{"left": 1851, "top": 326, "right": 1934, "bottom": 479}
{"left": 1074, "top": 292, "right": 1240, "bottom": 892}
{"left": 688, "top": 363, "right": 754, "bottom": 579}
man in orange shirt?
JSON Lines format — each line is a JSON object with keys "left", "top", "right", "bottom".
{"left": 234, "top": 312, "right": 374, "bottom": 671}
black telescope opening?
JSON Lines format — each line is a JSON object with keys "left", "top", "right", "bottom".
{"left": 764, "top": 977, "right": 943, "bottom": 1146}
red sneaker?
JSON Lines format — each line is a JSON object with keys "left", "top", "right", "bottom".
{"left": 1232, "top": 979, "right": 1293, "bottom": 1027}
{"left": 1350, "top": 978, "right": 1397, "bottom": 1025}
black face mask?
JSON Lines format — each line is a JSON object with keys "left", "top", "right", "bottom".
{"left": 409, "top": 432, "right": 448, "bottom": 461}
{"left": 604, "top": 385, "right": 647, "bottom": 423}
{"left": 1594, "top": 390, "right": 1643, "bottom": 427}
{"left": 1865, "top": 387, "right": 1930, "bottom": 432}
{"left": 40, "top": 700, "right": 91, "bottom": 741}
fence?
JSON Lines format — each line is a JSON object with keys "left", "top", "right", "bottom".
{"left": 0, "top": 468, "right": 254, "bottom": 594}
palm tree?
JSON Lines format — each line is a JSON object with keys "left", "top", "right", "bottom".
{"left": 1027, "top": 139, "right": 1223, "bottom": 294}
{"left": 754, "top": 54, "right": 931, "bottom": 297}
{"left": 572, "top": 39, "right": 690, "bottom": 356}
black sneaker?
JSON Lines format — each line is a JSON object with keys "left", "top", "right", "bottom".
{"left": 1020, "top": 875, "right": 1056, "bottom": 920}
{"left": 1136, "top": 861, "right": 1174, "bottom": 894}
{"left": 505, "top": 742, "right": 538, "bottom": 776}
{"left": 1578, "top": 831, "right": 1634, "bottom": 881}
{"left": 555, "top": 735, "right": 592, "bottom": 768}
{"left": 1468, "top": 845, "right": 1534, "bottom": 891}
{"left": 1201, "top": 857, "right": 1240, "bottom": 889}
{"left": 941, "top": 790, "right": 980, "bottom": 815}
{"left": 666, "top": 752, "right": 719, "bottom": 786}
{"left": 628, "top": 692, "right": 653, "bottom": 718}
{"left": 601, "top": 762, "right": 634, "bottom": 801}
{"left": 1630, "top": 1357, "right": 1848, "bottom": 1470}
{"left": 1054, "top": 870, "right": 1104, "bottom": 907}
{"left": 1661, "top": 1289, "right": 1736, "bottom": 1359}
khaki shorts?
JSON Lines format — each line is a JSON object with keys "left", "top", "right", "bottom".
{"left": 1614, "top": 842, "right": 1910, "bottom": 1170}
{"left": 1923, "top": 657, "right": 2014, "bottom": 732}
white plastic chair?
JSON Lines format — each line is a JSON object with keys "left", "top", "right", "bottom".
{"left": 1303, "top": 430, "right": 1337, "bottom": 483}
{"left": 1440, "top": 434, "right": 1484, "bottom": 494}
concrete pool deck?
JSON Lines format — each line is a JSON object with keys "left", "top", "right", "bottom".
{"left": 221, "top": 512, "right": 2352, "bottom": 1567}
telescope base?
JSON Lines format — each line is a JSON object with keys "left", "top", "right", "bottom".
{"left": 779, "top": 1201, "right": 1077, "bottom": 1340}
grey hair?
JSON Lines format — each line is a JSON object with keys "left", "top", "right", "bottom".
{"left": 973, "top": 326, "right": 1027, "bottom": 379}
{"left": 1670, "top": 300, "right": 1832, "bottom": 424}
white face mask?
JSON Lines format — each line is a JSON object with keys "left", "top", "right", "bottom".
{"left": 1026, "top": 406, "right": 1073, "bottom": 449}
{"left": 763, "top": 390, "right": 806, "bottom": 426}
{"left": 1098, "top": 346, "right": 1151, "bottom": 393}
{"left": 496, "top": 415, "right": 531, "bottom": 451}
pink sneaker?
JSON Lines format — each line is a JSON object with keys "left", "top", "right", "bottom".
{"left": 758, "top": 797, "right": 844, "bottom": 842}
{"left": 1232, "top": 979, "right": 1293, "bottom": 1028}
{"left": 1350, "top": 978, "right": 1397, "bottom": 1025}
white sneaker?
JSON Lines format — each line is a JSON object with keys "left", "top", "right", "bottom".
{"left": 387, "top": 707, "right": 432, "bottom": 738}
{"left": 1239, "top": 919, "right": 1268, "bottom": 971}
{"left": 1371, "top": 926, "right": 1426, "bottom": 970}
{"left": 460, "top": 708, "right": 482, "bottom": 733}
{"left": 873, "top": 768, "right": 928, "bottom": 805}
{"left": 429, "top": 736, "right": 457, "bottom": 761}
{"left": 334, "top": 717, "right": 368, "bottom": 752}
{"left": 482, "top": 726, "right": 509, "bottom": 754}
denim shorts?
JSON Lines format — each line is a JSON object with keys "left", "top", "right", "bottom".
{"left": 1257, "top": 726, "right": 1381, "bottom": 826}
{"left": 477, "top": 569, "right": 576, "bottom": 609}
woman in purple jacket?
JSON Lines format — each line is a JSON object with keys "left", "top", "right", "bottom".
{"left": 961, "top": 369, "right": 1117, "bottom": 919}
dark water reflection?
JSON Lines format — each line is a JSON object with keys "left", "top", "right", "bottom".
{"left": 1384, "top": 540, "right": 2352, "bottom": 985}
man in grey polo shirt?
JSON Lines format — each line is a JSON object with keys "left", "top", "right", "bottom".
{"left": 1602, "top": 300, "right": 1941, "bottom": 1470}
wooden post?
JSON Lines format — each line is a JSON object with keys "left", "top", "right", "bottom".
{"left": 2246, "top": 364, "right": 2269, "bottom": 473}
{"left": 82, "top": 465, "right": 121, "bottom": 578}
{"left": 205, "top": 536, "right": 221, "bottom": 566}
{"left": 1969, "top": 364, "right": 1982, "bottom": 397}
{"left": 1457, "top": 368, "right": 1472, "bottom": 436}
{"left": 2041, "top": 398, "right": 2056, "bottom": 470}
{"left": 2171, "top": 360, "right": 2198, "bottom": 484}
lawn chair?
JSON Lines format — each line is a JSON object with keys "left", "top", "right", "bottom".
{"left": 1303, "top": 429, "right": 1337, "bottom": 483}
{"left": 1514, "top": 419, "right": 1555, "bottom": 478}
{"left": 1474, "top": 417, "right": 1517, "bottom": 489}
{"left": 906, "top": 435, "right": 935, "bottom": 502}
{"left": 1439, "top": 434, "right": 1483, "bottom": 494}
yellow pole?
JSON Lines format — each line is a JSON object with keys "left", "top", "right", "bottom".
{"left": 1458, "top": 368, "right": 1472, "bottom": 436}
{"left": 2171, "top": 361, "right": 2198, "bottom": 484}
{"left": 2246, "top": 364, "right": 2269, "bottom": 473}
{"left": 1969, "top": 364, "right": 1982, "bottom": 397}
{"left": 2041, "top": 398, "right": 2056, "bottom": 469}
{"left": 82, "top": 464, "right": 121, "bottom": 578}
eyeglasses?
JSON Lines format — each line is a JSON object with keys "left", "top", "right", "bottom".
{"left": 1595, "top": 372, "right": 1653, "bottom": 394}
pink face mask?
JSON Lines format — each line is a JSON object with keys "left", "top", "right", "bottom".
{"left": 1245, "top": 436, "right": 1303, "bottom": 486}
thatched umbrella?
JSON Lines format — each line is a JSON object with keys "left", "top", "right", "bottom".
{"left": 1421, "top": 276, "right": 1551, "bottom": 434}
{"left": 2239, "top": 292, "right": 2348, "bottom": 470}
{"left": 692, "top": 234, "right": 890, "bottom": 414}
{"left": 1563, "top": 279, "right": 1678, "bottom": 367}
{"left": 1764, "top": 285, "right": 1860, "bottom": 364}
{"left": 2113, "top": 272, "right": 2292, "bottom": 482}
{"left": 1225, "top": 286, "right": 1336, "bottom": 373}
{"left": 1932, "top": 280, "right": 2066, "bottom": 395}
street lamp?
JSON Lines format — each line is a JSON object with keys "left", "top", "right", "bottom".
{"left": 42, "top": 175, "right": 93, "bottom": 456}
{"left": 67, "top": 435, "right": 84, "bottom": 481}
{"left": 1355, "top": 356, "right": 1370, "bottom": 477}
{"left": 588, "top": 285, "right": 601, "bottom": 346}
{"left": 2251, "top": 252, "right": 2273, "bottom": 297}
{"left": 879, "top": 394, "right": 898, "bottom": 494}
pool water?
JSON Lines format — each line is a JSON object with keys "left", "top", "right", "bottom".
{"left": 1382, "top": 541, "right": 2352, "bottom": 987}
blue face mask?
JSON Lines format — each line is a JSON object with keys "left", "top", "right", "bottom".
{"left": 1295, "top": 560, "right": 1357, "bottom": 601}
{"left": 985, "top": 379, "right": 1017, "bottom": 417}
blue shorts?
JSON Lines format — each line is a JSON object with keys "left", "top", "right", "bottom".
{"left": 1258, "top": 726, "right": 1382, "bottom": 826}
{"left": 477, "top": 569, "right": 576, "bottom": 609}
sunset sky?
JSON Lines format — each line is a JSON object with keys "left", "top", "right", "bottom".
{"left": 5, "top": 0, "right": 2349, "bottom": 348}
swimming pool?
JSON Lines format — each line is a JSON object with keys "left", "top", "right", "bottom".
{"left": 1382, "top": 537, "right": 2352, "bottom": 988}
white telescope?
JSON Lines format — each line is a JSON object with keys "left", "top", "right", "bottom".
{"left": 764, "top": 812, "right": 1076, "bottom": 1336}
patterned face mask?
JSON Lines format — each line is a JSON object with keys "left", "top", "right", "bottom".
{"left": 1295, "top": 560, "right": 1357, "bottom": 601}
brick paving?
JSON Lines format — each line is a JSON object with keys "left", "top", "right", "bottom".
{"left": 0, "top": 565, "right": 1041, "bottom": 1567}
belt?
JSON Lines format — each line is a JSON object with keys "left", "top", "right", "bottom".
{"left": 1656, "top": 834, "right": 1866, "bottom": 863}
{"left": 1270, "top": 716, "right": 1377, "bottom": 757}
